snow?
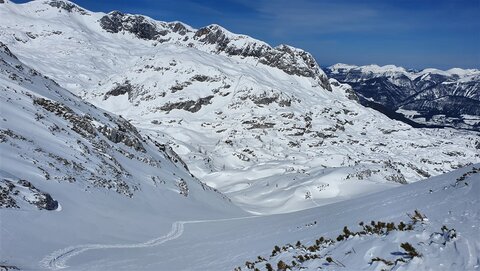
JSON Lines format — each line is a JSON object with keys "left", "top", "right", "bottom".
{"left": 328, "top": 64, "right": 412, "bottom": 79}
{"left": 328, "top": 63, "right": 480, "bottom": 81}
{"left": 0, "top": 2, "right": 479, "bottom": 270}
{"left": 2, "top": 159, "right": 479, "bottom": 270}
{"left": 0, "top": 40, "right": 245, "bottom": 267}
{"left": 359, "top": 64, "right": 408, "bottom": 75}
{"left": 328, "top": 63, "right": 358, "bottom": 72}
{"left": 1, "top": 0, "right": 478, "bottom": 215}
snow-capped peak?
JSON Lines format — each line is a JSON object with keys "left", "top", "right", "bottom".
{"left": 328, "top": 63, "right": 358, "bottom": 72}
{"left": 328, "top": 63, "right": 479, "bottom": 80}
{"left": 1, "top": 1, "right": 479, "bottom": 215}
{"left": 41, "top": 0, "right": 330, "bottom": 90}
{"left": 361, "top": 64, "right": 407, "bottom": 74}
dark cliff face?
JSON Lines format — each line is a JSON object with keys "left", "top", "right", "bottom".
{"left": 100, "top": 11, "right": 191, "bottom": 39}
{"left": 98, "top": 13, "right": 331, "bottom": 91}
{"left": 259, "top": 45, "right": 331, "bottom": 91}
{"left": 192, "top": 25, "right": 331, "bottom": 91}
{"left": 99, "top": 11, "right": 168, "bottom": 40}
{"left": 46, "top": 0, "right": 88, "bottom": 15}
{"left": 325, "top": 66, "right": 480, "bottom": 131}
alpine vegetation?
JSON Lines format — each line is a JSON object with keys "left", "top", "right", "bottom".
{"left": 0, "top": 1, "right": 478, "bottom": 270}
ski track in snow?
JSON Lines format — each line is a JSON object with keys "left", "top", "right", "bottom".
{"left": 40, "top": 216, "right": 257, "bottom": 270}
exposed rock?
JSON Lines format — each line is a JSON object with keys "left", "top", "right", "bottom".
{"left": 98, "top": 15, "right": 331, "bottom": 91}
{"left": 104, "top": 81, "right": 133, "bottom": 100}
{"left": 34, "top": 98, "right": 96, "bottom": 138}
{"left": 160, "top": 95, "right": 214, "bottom": 113}
{"left": 326, "top": 65, "right": 480, "bottom": 130}
{"left": 177, "top": 178, "right": 189, "bottom": 197}
{"left": 0, "top": 263, "right": 20, "bottom": 271}
{"left": 153, "top": 141, "right": 190, "bottom": 170}
{"left": 98, "top": 124, "right": 145, "bottom": 152}
{"left": 193, "top": 25, "right": 331, "bottom": 91}
{"left": 34, "top": 97, "right": 145, "bottom": 151}
{"left": 0, "top": 42, "right": 18, "bottom": 60}
{"left": 46, "top": 0, "right": 88, "bottom": 15}
{"left": 259, "top": 45, "right": 331, "bottom": 91}
{"left": 100, "top": 11, "right": 167, "bottom": 40}
{"left": 385, "top": 174, "right": 408, "bottom": 184}
{"left": 239, "top": 91, "right": 296, "bottom": 107}
{"left": 1, "top": 179, "right": 58, "bottom": 210}
{"left": 0, "top": 180, "right": 19, "bottom": 208}
{"left": 169, "top": 22, "right": 188, "bottom": 35}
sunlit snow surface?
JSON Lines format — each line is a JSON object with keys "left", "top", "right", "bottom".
{"left": 0, "top": 2, "right": 479, "bottom": 270}
{"left": 2, "top": 162, "right": 479, "bottom": 270}
{"left": 1, "top": 0, "right": 478, "bottom": 214}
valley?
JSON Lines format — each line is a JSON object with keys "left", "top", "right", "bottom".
{"left": 0, "top": 1, "right": 478, "bottom": 270}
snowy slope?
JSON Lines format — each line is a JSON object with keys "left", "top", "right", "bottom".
{"left": 0, "top": 40, "right": 245, "bottom": 267}
{"left": 326, "top": 64, "right": 480, "bottom": 130}
{"left": 234, "top": 165, "right": 480, "bottom": 271}
{"left": 0, "top": 0, "right": 479, "bottom": 214}
{"left": 3, "top": 160, "right": 478, "bottom": 270}
{"left": 0, "top": 2, "right": 479, "bottom": 270}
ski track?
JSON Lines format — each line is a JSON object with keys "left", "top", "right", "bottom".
{"left": 39, "top": 216, "right": 257, "bottom": 270}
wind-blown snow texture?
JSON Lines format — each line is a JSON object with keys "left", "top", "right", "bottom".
{"left": 0, "top": 1, "right": 479, "bottom": 270}
{"left": 4, "top": 156, "right": 480, "bottom": 270}
{"left": 0, "top": 39, "right": 245, "bottom": 265}
{"left": 0, "top": 0, "right": 479, "bottom": 214}
{"left": 326, "top": 63, "right": 480, "bottom": 131}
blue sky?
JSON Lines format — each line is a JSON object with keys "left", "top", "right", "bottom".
{"left": 15, "top": 0, "right": 480, "bottom": 69}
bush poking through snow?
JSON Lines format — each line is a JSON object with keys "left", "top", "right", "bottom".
{"left": 400, "top": 242, "right": 421, "bottom": 258}
{"left": 276, "top": 260, "right": 288, "bottom": 271}
{"left": 407, "top": 210, "right": 427, "bottom": 224}
{"left": 325, "top": 256, "right": 345, "bottom": 267}
{"left": 370, "top": 257, "right": 394, "bottom": 266}
{"left": 238, "top": 210, "right": 459, "bottom": 271}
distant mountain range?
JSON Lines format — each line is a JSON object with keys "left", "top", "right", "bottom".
{"left": 1, "top": 1, "right": 479, "bottom": 270}
{"left": 1, "top": 0, "right": 478, "bottom": 214}
{"left": 325, "top": 64, "right": 480, "bottom": 131}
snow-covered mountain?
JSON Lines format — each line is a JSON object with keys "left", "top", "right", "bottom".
{"left": 326, "top": 63, "right": 480, "bottom": 131}
{"left": 0, "top": 37, "right": 244, "bottom": 241}
{"left": 0, "top": 34, "right": 253, "bottom": 267}
{"left": 1, "top": 0, "right": 479, "bottom": 214}
{"left": 0, "top": 1, "right": 479, "bottom": 270}
{"left": 4, "top": 152, "right": 479, "bottom": 270}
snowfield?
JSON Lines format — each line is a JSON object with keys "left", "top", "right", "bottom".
{"left": 2, "top": 161, "right": 479, "bottom": 270}
{"left": 1, "top": 0, "right": 478, "bottom": 214}
{"left": 0, "top": 1, "right": 479, "bottom": 270}
{"left": 0, "top": 40, "right": 244, "bottom": 268}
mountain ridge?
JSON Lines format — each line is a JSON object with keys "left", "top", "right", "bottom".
{"left": 0, "top": 40, "right": 242, "bottom": 216}
{"left": 326, "top": 63, "right": 480, "bottom": 130}
{"left": 0, "top": 0, "right": 479, "bottom": 214}
{"left": 0, "top": 2, "right": 479, "bottom": 270}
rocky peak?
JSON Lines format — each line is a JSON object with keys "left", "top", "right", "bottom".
{"left": 193, "top": 24, "right": 269, "bottom": 57}
{"left": 194, "top": 24, "right": 231, "bottom": 46}
{"left": 193, "top": 25, "right": 331, "bottom": 90}
{"left": 260, "top": 45, "right": 331, "bottom": 91}
{"left": 99, "top": 11, "right": 167, "bottom": 40}
{"left": 97, "top": 10, "right": 331, "bottom": 91}
{"left": 45, "top": 0, "right": 89, "bottom": 15}
{"left": 326, "top": 63, "right": 480, "bottom": 130}
{"left": 168, "top": 21, "right": 190, "bottom": 35}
